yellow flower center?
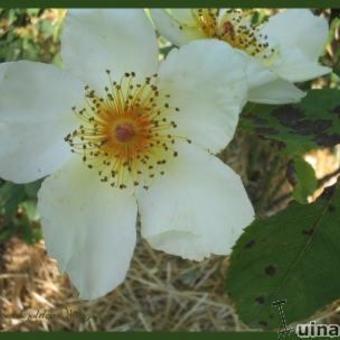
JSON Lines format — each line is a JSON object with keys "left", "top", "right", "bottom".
{"left": 179, "top": 9, "right": 276, "bottom": 60}
{"left": 65, "top": 71, "right": 188, "bottom": 190}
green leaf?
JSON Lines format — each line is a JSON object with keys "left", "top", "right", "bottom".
{"left": 226, "top": 183, "right": 340, "bottom": 330}
{"left": 13, "top": 201, "right": 41, "bottom": 245}
{"left": 241, "top": 89, "right": 340, "bottom": 155}
{"left": 0, "top": 182, "right": 27, "bottom": 218}
{"left": 39, "top": 20, "right": 54, "bottom": 38}
{"left": 24, "top": 179, "right": 42, "bottom": 199}
{"left": 0, "top": 228, "right": 16, "bottom": 242}
{"left": 291, "top": 158, "right": 317, "bottom": 204}
{"left": 21, "top": 200, "right": 39, "bottom": 221}
{"left": 26, "top": 9, "right": 40, "bottom": 16}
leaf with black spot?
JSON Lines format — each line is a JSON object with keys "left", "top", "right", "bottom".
{"left": 226, "top": 182, "right": 340, "bottom": 330}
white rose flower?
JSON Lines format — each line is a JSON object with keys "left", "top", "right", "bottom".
{"left": 151, "top": 9, "right": 332, "bottom": 104}
{"left": 0, "top": 9, "right": 254, "bottom": 300}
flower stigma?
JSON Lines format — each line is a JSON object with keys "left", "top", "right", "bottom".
{"left": 115, "top": 122, "right": 136, "bottom": 143}
{"left": 65, "top": 71, "right": 189, "bottom": 190}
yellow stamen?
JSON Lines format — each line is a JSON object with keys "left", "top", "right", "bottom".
{"left": 177, "top": 9, "right": 276, "bottom": 60}
{"left": 65, "top": 71, "right": 184, "bottom": 190}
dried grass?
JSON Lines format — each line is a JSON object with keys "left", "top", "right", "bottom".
{"left": 1, "top": 237, "right": 244, "bottom": 331}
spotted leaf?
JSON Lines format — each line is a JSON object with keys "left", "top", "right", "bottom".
{"left": 226, "top": 183, "right": 340, "bottom": 330}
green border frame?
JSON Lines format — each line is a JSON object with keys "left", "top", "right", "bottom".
{"left": 0, "top": 1, "right": 339, "bottom": 339}
{"left": 0, "top": 332, "right": 287, "bottom": 339}
{"left": 2, "top": 332, "right": 337, "bottom": 339}
{"left": 0, "top": 0, "right": 340, "bottom": 7}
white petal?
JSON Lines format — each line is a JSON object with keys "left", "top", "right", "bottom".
{"left": 158, "top": 39, "right": 248, "bottom": 154}
{"left": 248, "top": 78, "right": 305, "bottom": 104}
{"left": 137, "top": 143, "right": 254, "bottom": 261}
{"left": 150, "top": 9, "right": 202, "bottom": 46}
{"left": 0, "top": 61, "right": 83, "bottom": 183}
{"left": 263, "top": 9, "right": 331, "bottom": 82}
{"left": 240, "top": 53, "right": 305, "bottom": 104}
{"left": 243, "top": 52, "right": 277, "bottom": 88}
{"left": 170, "top": 9, "right": 195, "bottom": 23}
{"left": 272, "top": 53, "right": 331, "bottom": 82}
{"left": 264, "top": 9, "right": 328, "bottom": 60}
{"left": 61, "top": 9, "right": 158, "bottom": 93}
{"left": 38, "top": 157, "right": 137, "bottom": 300}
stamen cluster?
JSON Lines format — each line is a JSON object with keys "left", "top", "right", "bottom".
{"left": 178, "top": 9, "right": 276, "bottom": 60}
{"left": 65, "top": 71, "right": 188, "bottom": 190}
